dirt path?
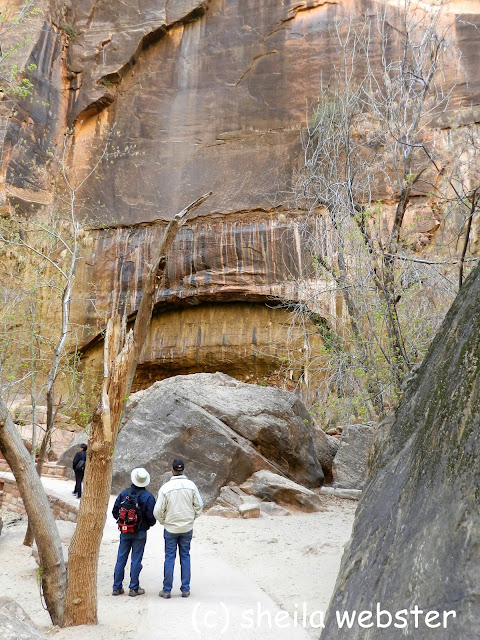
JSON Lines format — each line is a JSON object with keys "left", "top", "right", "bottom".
{"left": 0, "top": 474, "right": 356, "bottom": 639}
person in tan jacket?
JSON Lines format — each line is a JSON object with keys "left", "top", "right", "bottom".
{"left": 154, "top": 458, "right": 203, "bottom": 598}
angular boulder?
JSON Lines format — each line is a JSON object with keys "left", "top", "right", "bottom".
{"left": 326, "top": 434, "right": 341, "bottom": 457}
{"left": 57, "top": 432, "right": 89, "bottom": 480}
{"left": 241, "top": 470, "right": 323, "bottom": 512}
{"left": 216, "top": 486, "right": 261, "bottom": 511}
{"left": 112, "top": 373, "right": 324, "bottom": 506}
{"left": 239, "top": 504, "right": 261, "bottom": 519}
{"left": 206, "top": 505, "right": 240, "bottom": 518}
{"left": 209, "top": 483, "right": 291, "bottom": 516}
{"left": 332, "top": 423, "right": 377, "bottom": 489}
{"left": 259, "top": 501, "right": 291, "bottom": 517}
{"left": 0, "top": 598, "right": 46, "bottom": 640}
{"left": 322, "top": 263, "right": 480, "bottom": 639}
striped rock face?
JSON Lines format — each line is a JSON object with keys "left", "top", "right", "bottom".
{"left": 1, "top": 1, "right": 479, "bottom": 393}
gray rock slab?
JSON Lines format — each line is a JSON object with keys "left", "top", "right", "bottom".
{"left": 217, "top": 485, "right": 261, "bottom": 510}
{"left": 326, "top": 434, "right": 341, "bottom": 457}
{"left": 312, "top": 426, "right": 335, "bottom": 483}
{"left": 205, "top": 505, "right": 240, "bottom": 518}
{"left": 57, "top": 432, "right": 89, "bottom": 480}
{"left": 0, "top": 597, "right": 46, "bottom": 640}
{"left": 259, "top": 501, "right": 291, "bottom": 516}
{"left": 319, "top": 487, "right": 362, "bottom": 501}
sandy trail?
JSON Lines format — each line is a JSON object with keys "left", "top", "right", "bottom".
{"left": 0, "top": 474, "right": 356, "bottom": 639}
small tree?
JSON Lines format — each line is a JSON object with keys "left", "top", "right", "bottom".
{"left": 0, "top": 129, "right": 113, "bottom": 547}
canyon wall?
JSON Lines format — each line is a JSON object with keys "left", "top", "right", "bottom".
{"left": 1, "top": 0, "right": 480, "bottom": 393}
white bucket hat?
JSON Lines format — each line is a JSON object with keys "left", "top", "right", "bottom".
{"left": 131, "top": 467, "right": 150, "bottom": 488}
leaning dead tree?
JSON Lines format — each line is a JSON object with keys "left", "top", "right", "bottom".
{"left": 63, "top": 191, "right": 211, "bottom": 626}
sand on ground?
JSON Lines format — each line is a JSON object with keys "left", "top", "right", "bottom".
{"left": 0, "top": 474, "right": 356, "bottom": 639}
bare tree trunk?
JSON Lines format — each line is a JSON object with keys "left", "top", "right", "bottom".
{"left": 63, "top": 192, "right": 211, "bottom": 626}
{"left": 23, "top": 387, "right": 38, "bottom": 546}
{"left": 0, "top": 396, "right": 66, "bottom": 624}
{"left": 23, "top": 396, "right": 55, "bottom": 547}
{"left": 459, "top": 190, "right": 479, "bottom": 289}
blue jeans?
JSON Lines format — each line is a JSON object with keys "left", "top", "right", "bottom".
{"left": 113, "top": 530, "right": 147, "bottom": 590}
{"left": 163, "top": 529, "right": 193, "bottom": 593}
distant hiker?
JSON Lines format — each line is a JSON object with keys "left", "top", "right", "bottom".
{"left": 72, "top": 443, "right": 87, "bottom": 499}
{"left": 154, "top": 458, "right": 203, "bottom": 598}
{"left": 112, "top": 467, "right": 156, "bottom": 597}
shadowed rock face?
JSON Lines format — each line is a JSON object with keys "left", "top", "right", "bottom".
{"left": 321, "top": 262, "right": 480, "bottom": 639}
{"left": 1, "top": 1, "right": 480, "bottom": 389}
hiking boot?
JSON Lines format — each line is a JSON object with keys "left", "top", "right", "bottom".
{"left": 112, "top": 588, "right": 124, "bottom": 596}
{"left": 181, "top": 591, "right": 190, "bottom": 598}
{"left": 159, "top": 590, "right": 171, "bottom": 599}
{"left": 129, "top": 587, "right": 145, "bottom": 597}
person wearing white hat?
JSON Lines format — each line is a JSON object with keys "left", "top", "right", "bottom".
{"left": 111, "top": 467, "right": 156, "bottom": 597}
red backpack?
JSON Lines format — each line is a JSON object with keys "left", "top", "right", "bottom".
{"left": 117, "top": 490, "right": 142, "bottom": 533}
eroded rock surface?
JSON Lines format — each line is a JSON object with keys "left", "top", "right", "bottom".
{"left": 111, "top": 372, "right": 324, "bottom": 505}
{"left": 322, "top": 263, "right": 480, "bottom": 638}
{"left": 0, "top": 597, "right": 46, "bottom": 640}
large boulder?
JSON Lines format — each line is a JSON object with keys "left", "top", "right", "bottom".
{"left": 112, "top": 373, "right": 324, "bottom": 506}
{"left": 240, "top": 470, "right": 323, "bottom": 512}
{"left": 331, "top": 423, "right": 377, "bottom": 489}
{"left": 322, "top": 263, "right": 480, "bottom": 638}
{"left": 0, "top": 598, "right": 46, "bottom": 640}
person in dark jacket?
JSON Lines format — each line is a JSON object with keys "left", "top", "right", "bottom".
{"left": 112, "top": 467, "right": 156, "bottom": 597}
{"left": 72, "top": 443, "right": 87, "bottom": 499}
